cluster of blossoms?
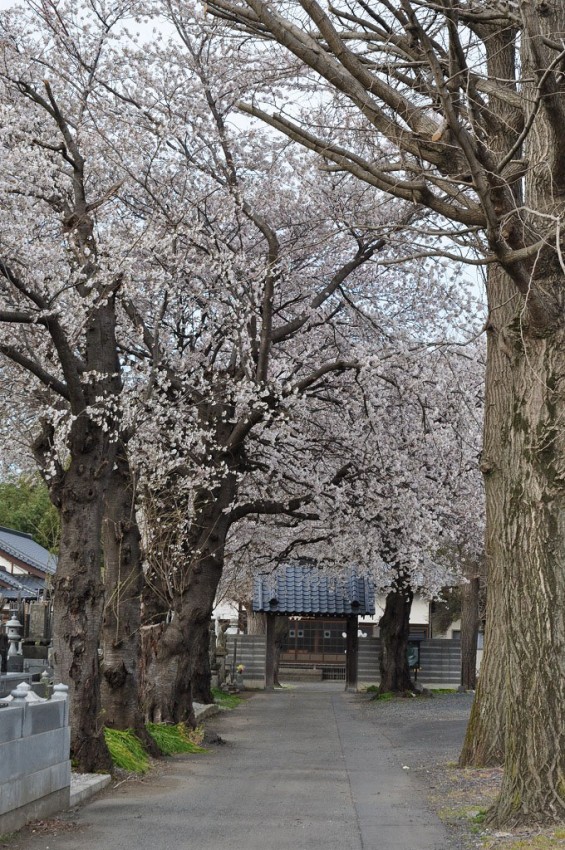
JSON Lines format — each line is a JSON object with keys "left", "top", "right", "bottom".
{"left": 0, "top": 0, "right": 484, "bottom": 650}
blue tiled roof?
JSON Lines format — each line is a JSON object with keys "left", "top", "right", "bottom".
{"left": 0, "top": 527, "right": 57, "bottom": 575}
{"left": 253, "top": 562, "right": 375, "bottom": 616}
{"left": 0, "top": 568, "right": 43, "bottom": 599}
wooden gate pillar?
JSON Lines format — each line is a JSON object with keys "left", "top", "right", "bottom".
{"left": 345, "top": 615, "right": 358, "bottom": 691}
{"left": 265, "top": 614, "right": 276, "bottom": 690}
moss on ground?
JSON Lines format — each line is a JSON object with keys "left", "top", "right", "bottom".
{"left": 428, "top": 765, "right": 565, "bottom": 850}
{"left": 481, "top": 835, "right": 565, "bottom": 850}
{"left": 212, "top": 687, "right": 244, "bottom": 709}
{"left": 105, "top": 688, "right": 247, "bottom": 771}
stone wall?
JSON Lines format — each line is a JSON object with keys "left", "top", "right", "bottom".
{"left": 226, "top": 635, "right": 266, "bottom": 686}
{"left": 418, "top": 639, "right": 461, "bottom": 687}
{"left": 226, "top": 634, "right": 462, "bottom": 689}
{"left": 0, "top": 683, "right": 71, "bottom": 834}
{"left": 358, "top": 637, "right": 462, "bottom": 687}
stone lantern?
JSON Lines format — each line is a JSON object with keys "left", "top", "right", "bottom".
{"left": 6, "top": 616, "right": 23, "bottom": 672}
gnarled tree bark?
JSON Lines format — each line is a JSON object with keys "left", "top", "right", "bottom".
{"left": 460, "top": 573, "right": 480, "bottom": 692}
{"left": 378, "top": 578, "right": 414, "bottom": 694}
{"left": 100, "top": 440, "right": 159, "bottom": 754}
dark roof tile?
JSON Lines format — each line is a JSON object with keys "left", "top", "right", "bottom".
{"left": 253, "top": 562, "right": 375, "bottom": 616}
{"left": 0, "top": 527, "right": 57, "bottom": 575}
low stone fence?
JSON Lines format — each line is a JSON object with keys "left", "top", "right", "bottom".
{"left": 0, "top": 682, "right": 71, "bottom": 834}
{"left": 0, "top": 673, "right": 33, "bottom": 699}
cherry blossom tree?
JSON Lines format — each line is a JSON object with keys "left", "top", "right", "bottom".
{"left": 0, "top": 0, "right": 153, "bottom": 770}
{"left": 0, "top": 0, "right": 484, "bottom": 765}
{"left": 91, "top": 7, "right": 483, "bottom": 719}
{"left": 113, "top": 67, "right": 419, "bottom": 718}
{"left": 221, "top": 337, "right": 484, "bottom": 693}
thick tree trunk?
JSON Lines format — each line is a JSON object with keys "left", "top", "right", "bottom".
{"left": 100, "top": 442, "right": 159, "bottom": 753}
{"left": 141, "top": 479, "right": 234, "bottom": 721}
{"left": 141, "top": 615, "right": 197, "bottom": 725}
{"left": 458, "top": 268, "right": 514, "bottom": 768}
{"left": 469, "top": 7, "right": 565, "bottom": 822}
{"left": 191, "top": 621, "right": 214, "bottom": 704}
{"left": 141, "top": 622, "right": 188, "bottom": 723}
{"left": 51, "top": 425, "right": 113, "bottom": 772}
{"left": 485, "top": 321, "right": 565, "bottom": 825}
{"left": 174, "top": 547, "right": 224, "bottom": 714}
{"left": 378, "top": 580, "right": 414, "bottom": 694}
{"left": 460, "top": 21, "right": 524, "bottom": 769}
{"left": 460, "top": 575, "right": 479, "bottom": 691}
{"left": 245, "top": 608, "right": 266, "bottom": 635}
{"left": 142, "top": 552, "right": 222, "bottom": 723}
{"left": 140, "top": 399, "right": 242, "bottom": 718}
{"left": 459, "top": 640, "right": 505, "bottom": 767}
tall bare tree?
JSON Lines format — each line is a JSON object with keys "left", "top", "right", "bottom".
{"left": 205, "top": 0, "right": 565, "bottom": 825}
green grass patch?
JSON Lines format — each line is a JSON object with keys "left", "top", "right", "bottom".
{"left": 104, "top": 728, "right": 150, "bottom": 773}
{"left": 212, "top": 687, "right": 244, "bottom": 709}
{"left": 105, "top": 723, "right": 206, "bottom": 772}
{"left": 482, "top": 837, "right": 565, "bottom": 849}
{"left": 371, "top": 690, "right": 395, "bottom": 701}
{"left": 439, "top": 804, "right": 485, "bottom": 823}
{"left": 147, "top": 723, "right": 206, "bottom": 755}
{"left": 430, "top": 688, "right": 457, "bottom": 694}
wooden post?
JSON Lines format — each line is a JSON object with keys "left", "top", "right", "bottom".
{"left": 345, "top": 615, "right": 358, "bottom": 692}
{"left": 265, "top": 614, "right": 276, "bottom": 690}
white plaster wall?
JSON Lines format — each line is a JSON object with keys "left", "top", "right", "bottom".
{"left": 212, "top": 600, "right": 240, "bottom": 633}
{"left": 217, "top": 593, "right": 434, "bottom": 633}
{"left": 359, "top": 594, "right": 430, "bottom": 629}
{"left": 0, "top": 555, "right": 28, "bottom": 576}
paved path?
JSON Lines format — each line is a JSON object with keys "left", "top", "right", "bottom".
{"left": 15, "top": 685, "right": 470, "bottom": 850}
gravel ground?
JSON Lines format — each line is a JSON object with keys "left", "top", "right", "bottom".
{"left": 357, "top": 692, "right": 474, "bottom": 769}
{"left": 354, "top": 692, "right": 565, "bottom": 850}
{"left": 356, "top": 692, "right": 489, "bottom": 849}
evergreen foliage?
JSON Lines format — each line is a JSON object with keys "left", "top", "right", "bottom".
{"left": 0, "top": 477, "right": 59, "bottom": 552}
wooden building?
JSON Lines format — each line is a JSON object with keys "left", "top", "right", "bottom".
{"left": 253, "top": 563, "right": 375, "bottom": 690}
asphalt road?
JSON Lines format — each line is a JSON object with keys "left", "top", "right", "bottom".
{"left": 14, "top": 684, "right": 472, "bottom": 850}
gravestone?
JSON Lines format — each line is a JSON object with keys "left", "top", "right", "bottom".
{"left": 28, "top": 603, "right": 49, "bottom": 642}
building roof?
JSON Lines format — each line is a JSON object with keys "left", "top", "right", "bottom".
{"left": 253, "top": 562, "right": 375, "bottom": 617}
{"left": 0, "top": 527, "right": 57, "bottom": 575}
{"left": 0, "top": 568, "right": 43, "bottom": 599}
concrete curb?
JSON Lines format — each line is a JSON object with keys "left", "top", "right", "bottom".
{"left": 69, "top": 773, "right": 112, "bottom": 808}
{"left": 194, "top": 703, "right": 221, "bottom": 721}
